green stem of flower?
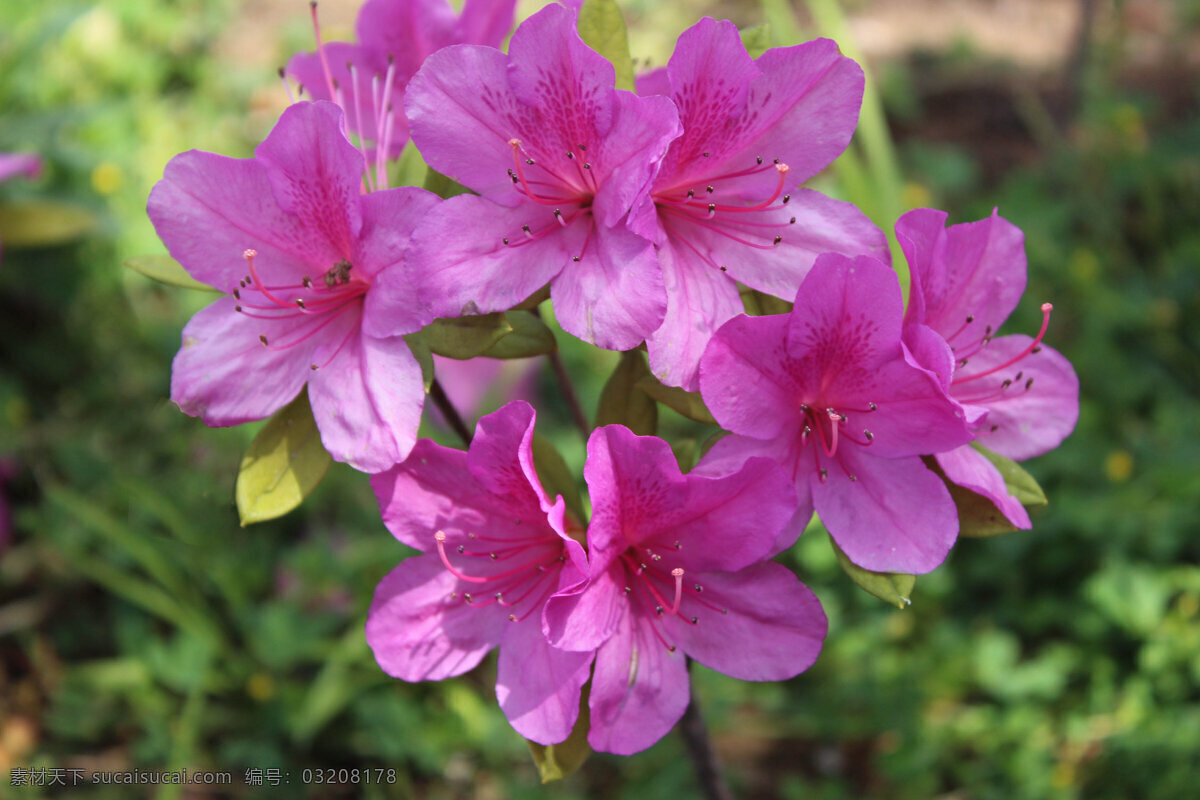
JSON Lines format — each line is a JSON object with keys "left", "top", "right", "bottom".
{"left": 679, "top": 661, "right": 734, "bottom": 800}
{"left": 429, "top": 378, "right": 472, "bottom": 446}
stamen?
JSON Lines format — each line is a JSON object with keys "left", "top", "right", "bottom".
{"left": 434, "top": 532, "right": 490, "bottom": 584}
{"left": 953, "top": 303, "right": 1054, "bottom": 386}
{"left": 669, "top": 568, "right": 684, "bottom": 615}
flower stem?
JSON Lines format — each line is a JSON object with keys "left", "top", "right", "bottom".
{"left": 532, "top": 308, "right": 590, "bottom": 439}
{"left": 429, "top": 378, "right": 472, "bottom": 446}
{"left": 679, "top": 665, "right": 734, "bottom": 800}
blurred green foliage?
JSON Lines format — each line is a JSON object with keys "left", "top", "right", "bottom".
{"left": 2, "top": 1, "right": 1198, "bottom": 798}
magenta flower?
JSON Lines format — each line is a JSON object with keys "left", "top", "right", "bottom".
{"left": 367, "top": 402, "right": 592, "bottom": 745}
{"left": 544, "top": 425, "right": 825, "bottom": 755}
{"left": 632, "top": 18, "right": 887, "bottom": 389}
{"left": 0, "top": 152, "right": 40, "bottom": 183}
{"left": 148, "top": 101, "right": 438, "bottom": 473}
{"left": 405, "top": 3, "right": 682, "bottom": 350}
{"left": 897, "top": 208, "right": 1079, "bottom": 527}
{"left": 697, "top": 254, "right": 974, "bottom": 573}
{"left": 287, "top": 0, "right": 517, "bottom": 161}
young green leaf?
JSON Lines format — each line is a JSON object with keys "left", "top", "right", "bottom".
{"left": 596, "top": 349, "right": 657, "bottom": 435}
{"left": 482, "top": 310, "right": 557, "bottom": 358}
{"left": 949, "top": 479, "right": 1021, "bottom": 538}
{"left": 832, "top": 538, "right": 915, "bottom": 609}
{"left": 0, "top": 199, "right": 96, "bottom": 247}
{"left": 403, "top": 334, "right": 435, "bottom": 391}
{"left": 973, "top": 443, "right": 1048, "bottom": 506}
{"left": 419, "top": 314, "right": 515, "bottom": 359}
{"left": 528, "top": 684, "right": 591, "bottom": 782}
{"left": 740, "top": 286, "right": 793, "bottom": 316}
{"left": 123, "top": 255, "right": 219, "bottom": 292}
{"left": 635, "top": 374, "right": 717, "bottom": 425}
{"left": 577, "top": 0, "right": 635, "bottom": 91}
{"left": 422, "top": 167, "right": 471, "bottom": 199}
{"left": 236, "top": 390, "right": 332, "bottom": 526}
{"left": 531, "top": 433, "right": 585, "bottom": 524}
{"left": 739, "top": 23, "right": 772, "bottom": 58}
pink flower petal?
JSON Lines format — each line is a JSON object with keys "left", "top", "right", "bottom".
{"left": 936, "top": 445, "right": 1031, "bottom": 529}
{"left": 664, "top": 563, "right": 826, "bottom": 680}
{"left": 496, "top": 613, "right": 593, "bottom": 745}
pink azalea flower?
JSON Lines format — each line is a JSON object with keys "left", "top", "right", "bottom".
{"left": 148, "top": 101, "right": 438, "bottom": 473}
{"left": 544, "top": 425, "right": 826, "bottom": 755}
{"left": 697, "top": 254, "right": 975, "bottom": 574}
{"left": 366, "top": 401, "right": 592, "bottom": 745}
{"left": 897, "top": 208, "right": 1079, "bottom": 527}
{"left": 0, "top": 153, "right": 41, "bottom": 183}
{"left": 405, "top": 3, "right": 682, "bottom": 350}
{"left": 632, "top": 18, "right": 888, "bottom": 389}
{"left": 286, "top": 0, "right": 518, "bottom": 161}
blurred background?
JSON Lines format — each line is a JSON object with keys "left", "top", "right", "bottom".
{"left": 2, "top": 0, "right": 1199, "bottom": 797}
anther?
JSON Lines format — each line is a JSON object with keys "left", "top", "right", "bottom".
{"left": 719, "top": 265, "right": 727, "bottom": 271}
{"left": 502, "top": 237, "right": 510, "bottom": 245}
{"left": 789, "top": 217, "right": 796, "bottom": 224}
{"left": 508, "top": 614, "right": 516, "bottom": 621}
{"left": 457, "top": 545, "right": 465, "bottom": 553}
{"left": 302, "top": 276, "right": 313, "bottom": 289}
{"left": 691, "top": 616, "right": 699, "bottom": 624}
{"left": 773, "top": 235, "right": 783, "bottom": 246}
{"left": 864, "top": 430, "right": 874, "bottom": 441}
{"left": 1025, "top": 377, "right": 1034, "bottom": 390}
{"left": 296, "top": 298, "right": 306, "bottom": 309}
{"left": 489, "top": 552, "right": 497, "bottom": 560}
{"left": 310, "top": 363, "right": 319, "bottom": 371}
{"left": 773, "top": 158, "right": 780, "bottom": 164}
{"left": 707, "top": 203, "right": 716, "bottom": 217}
{"left": 686, "top": 189, "right": 695, "bottom": 198}
{"left": 525, "top": 158, "right": 535, "bottom": 165}
{"left": 494, "top": 592, "right": 503, "bottom": 600}
{"left": 783, "top": 194, "right": 791, "bottom": 204}
{"left": 624, "top": 586, "right": 632, "bottom": 594}
{"left": 259, "top": 334, "right": 268, "bottom": 346}
{"left": 702, "top": 152, "right": 710, "bottom": 157}
{"left": 234, "top": 305, "right": 243, "bottom": 312}
{"left": 706, "top": 185, "right": 714, "bottom": 194}
{"left": 868, "top": 402, "right": 877, "bottom": 411}
{"left": 1032, "top": 346, "right": 1043, "bottom": 354}
{"left": 572, "top": 255, "right": 581, "bottom": 262}
{"left": 583, "top": 163, "right": 591, "bottom": 169}
{"left": 756, "top": 156, "right": 763, "bottom": 165}
{"left": 849, "top": 475, "right": 858, "bottom": 482}
{"left": 566, "top": 152, "right": 575, "bottom": 159}
{"left": 819, "top": 469, "right": 828, "bottom": 482}
{"left": 967, "top": 314, "right": 975, "bottom": 324}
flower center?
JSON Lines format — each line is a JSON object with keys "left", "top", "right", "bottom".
{"left": 433, "top": 529, "right": 566, "bottom": 622}
{"left": 797, "top": 401, "right": 878, "bottom": 483}
{"left": 499, "top": 138, "right": 596, "bottom": 262}
{"left": 617, "top": 541, "right": 729, "bottom": 653}
{"left": 652, "top": 156, "right": 796, "bottom": 273}
{"left": 234, "top": 248, "right": 368, "bottom": 371}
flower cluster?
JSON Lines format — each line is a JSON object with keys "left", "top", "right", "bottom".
{"left": 148, "top": 0, "right": 1078, "bottom": 760}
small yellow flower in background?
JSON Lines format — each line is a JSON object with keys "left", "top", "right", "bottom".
{"left": 91, "top": 161, "right": 123, "bottom": 195}
{"left": 1104, "top": 450, "right": 1134, "bottom": 482}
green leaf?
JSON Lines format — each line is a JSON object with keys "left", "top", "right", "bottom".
{"left": 949, "top": 481, "right": 1021, "bottom": 538}
{"left": 123, "top": 255, "right": 219, "bottom": 292}
{"left": 420, "top": 314, "right": 514, "bottom": 360}
{"left": 923, "top": 455, "right": 1020, "bottom": 539}
{"left": 515, "top": 284, "right": 551, "bottom": 310}
{"left": 482, "top": 311, "right": 557, "bottom": 358}
{"left": 528, "top": 684, "right": 590, "bottom": 782}
{"left": 635, "top": 374, "right": 717, "bottom": 425}
{"left": 422, "top": 167, "right": 471, "bottom": 199}
{"left": 531, "top": 434, "right": 585, "bottom": 524}
{"left": 739, "top": 23, "right": 772, "bottom": 58}
{"left": 236, "top": 390, "right": 332, "bottom": 526}
{"left": 596, "top": 349, "right": 657, "bottom": 435}
{"left": 832, "top": 538, "right": 915, "bottom": 609}
{"left": 403, "top": 334, "right": 435, "bottom": 391}
{"left": 0, "top": 199, "right": 97, "bottom": 247}
{"left": 973, "top": 443, "right": 1048, "bottom": 506}
{"left": 740, "top": 286, "right": 793, "bottom": 316}
{"left": 577, "top": 0, "right": 635, "bottom": 91}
